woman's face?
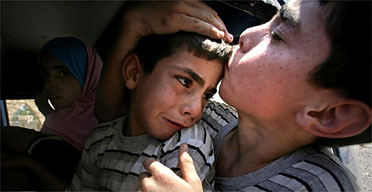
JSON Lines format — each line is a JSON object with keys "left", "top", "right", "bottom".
{"left": 220, "top": 0, "right": 331, "bottom": 122}
{"left": 40, "top": 53, "right": 82, "bottom": 111}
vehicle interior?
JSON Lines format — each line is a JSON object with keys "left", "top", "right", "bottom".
{"left": 1, "top": 0, "right": 280, "bottom": 128}
{"left": 1, "top": 0, "right": 370, "bottom": 190}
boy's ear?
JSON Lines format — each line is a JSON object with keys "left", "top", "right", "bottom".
{"left": 296, "top": 99, "right": 372, "bottom": 138}
{"left": 122, "top": 53, "right": 143, "bottom": 90}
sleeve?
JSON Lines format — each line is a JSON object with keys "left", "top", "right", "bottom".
{"left": 69, "top": 142, "right": 101, "bottom": 190}
{"left": 198, "top": 101, "right": 238, "bottom": 152}
{"left": 158, "top": 125, "right": 215, "bottom": 191}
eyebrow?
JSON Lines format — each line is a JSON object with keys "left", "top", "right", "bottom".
{"left": 279, "top": 4, "right": 300, "bottom": 29}
{"left": 176, "top": 66, "right": 204, "bottom": 86}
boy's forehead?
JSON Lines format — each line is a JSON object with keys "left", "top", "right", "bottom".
{"left": 285, "top": 0, "right": 329, "bottom": 35}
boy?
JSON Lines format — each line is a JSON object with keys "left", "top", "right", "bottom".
{"left": 70, "top": 32, "right": 232, "bottom": 191}
{"left": 134, "top": 0, "right": 372, "bottom": 191}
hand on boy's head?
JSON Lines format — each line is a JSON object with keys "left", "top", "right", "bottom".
{"left": 123, "top": 1, "right": 233, "bottom": 43}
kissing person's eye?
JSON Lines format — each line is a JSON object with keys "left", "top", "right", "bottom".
{"left": 270, "top": 30, "right": 283, "bottom": 41}
{"left": 176, "top": 76, "right": 192, "bottom": 88}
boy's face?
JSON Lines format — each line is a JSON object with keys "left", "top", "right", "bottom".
{"left": 129, "top": 50, "right": 223, "bottom": 140}
{"left": 41, "top": 53, "right": 82, "bottom": 111}
{"left": 220, "top": 0, "right": 331, "bottom": 123}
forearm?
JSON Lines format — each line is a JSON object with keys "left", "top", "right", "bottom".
{"left": 94, "top": 8, "right": 140, "bottom": 122}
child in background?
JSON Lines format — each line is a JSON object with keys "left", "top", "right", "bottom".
{"left": 2, "top": 37, "right": 103, "bottom": 190}
{"left": 70, "top": 32, "right": 231, "bottom": 191}
{"left": 35, "top": 37, "right": 102, "bottom": 151}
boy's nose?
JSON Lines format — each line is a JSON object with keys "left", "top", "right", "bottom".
{"left": 180, "top": 97, "right": 203, "bottom": 122}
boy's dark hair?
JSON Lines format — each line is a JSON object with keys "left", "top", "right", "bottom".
{"left": 311, "top": 1, "right": 371, "bottom": 146}
{"left": 133, "top": 31, "right": 232, "bottom": 74}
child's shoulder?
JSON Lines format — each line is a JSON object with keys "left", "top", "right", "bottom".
{"left": 161, "top": 124, "right": 214, "bottom": 159}
{"left": 84, "top": 116, "right": 127, "bottom": 148}
{"left": 203, "top": 100, "right": 238, "bottom": 122}
{"left": 200, "top": 101, "right": 238, "bottom": 139}
{"left": 96, "top": 116, "right": 127, "bottom": 127}
{"left": 159, "top": 125, "right": 215, "bottom": 185}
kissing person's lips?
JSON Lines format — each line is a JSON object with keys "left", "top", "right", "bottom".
{"left": 163, "top": 117, "right": 186, "bottom": 131}
{"left": 226, "top": 46, "right": 239, "bottom": 72}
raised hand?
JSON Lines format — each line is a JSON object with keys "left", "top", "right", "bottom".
{"left": 123, "top": 1, "right": 233, "bottom": 43}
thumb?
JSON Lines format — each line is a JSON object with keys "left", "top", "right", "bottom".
{"left": 178, "top": 143, "right": 202, "bottom": 187}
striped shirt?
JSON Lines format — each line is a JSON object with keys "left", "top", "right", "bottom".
{"left": 201, "top": 101, "right": 359, "bottom": 191}
{"left": 70, "top": 115, "right": 215, "bottom": 191}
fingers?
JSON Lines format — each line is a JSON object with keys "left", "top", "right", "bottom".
{"left": 143, "top": 157, "right": 167, "bottom": 176}
{"left": 182, "top": 1, "right": 233, "bottom": 42}
{"left": 137, "top": 172, "right": 152, "bottom": 192}
{"left": 178, "top": 143, "right": 202, "bottom": 187}
{"left": 183, "top": 1, "right": 226, "bottom": 31}
{"left": 172, "top": 14, "right": 223, "bottom": 38}
{"left": 140, "top": 157, "right": 186, "bottom": 192}
{"left": 124, "top": 1, "right": 233, "bottom": 43}
{"left": 142, "top": 158, "right": 156, "bottom": 175}
{"left": 138, "top": 171, "right": 151, "bottom": 183}
{"left": 143, "top": 157, "right": 178, "bottom": 180}
{"left": 138, "top": 160, "right": 156, "bottom": 192}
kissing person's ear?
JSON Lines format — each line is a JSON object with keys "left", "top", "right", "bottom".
{"left": 122, "top": 53, "right": 143, "bottom": 90}
{"left": 296, "top": 99, "right": 372, "bottom": 138}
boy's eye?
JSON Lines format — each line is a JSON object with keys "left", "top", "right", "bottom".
{"left": 270, "top": 30, "right": 283, "bottom": 41}
{"left": 176, "top": 76, "right": 192, "bottom": 88}
{"left": 203, "top": 92, "right": 215, "bottom": 100}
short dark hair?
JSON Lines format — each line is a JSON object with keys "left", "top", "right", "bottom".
{"left": 133, "top": 31, "right": 232, "bottom": 73}
{"left": 311, "top": 1, "right": 371, "bottom": 107}
{"left": 312, "top": 1, "right": 371, "bottom": 146}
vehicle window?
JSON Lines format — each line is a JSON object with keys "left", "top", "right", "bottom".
{"left": 5, "top": 99, "right": 45, "bottom": 131}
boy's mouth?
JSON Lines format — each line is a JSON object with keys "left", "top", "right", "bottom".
{"left": 163, "top": 117, "right": 186, "bottom": 131}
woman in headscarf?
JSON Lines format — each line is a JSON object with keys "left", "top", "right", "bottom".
{"left": 1, "top": 37, "right": 103, "bottom": 190}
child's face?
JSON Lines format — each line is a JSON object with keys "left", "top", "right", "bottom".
{"left": 129, "top": 50, "right": 223, "bottom": 140}
{"left": 41, "top": 53, "right": 82, "bottom": 111}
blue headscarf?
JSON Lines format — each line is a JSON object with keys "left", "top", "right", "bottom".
{"left": 41, "top": 37, "right": 88, "bottom": 86}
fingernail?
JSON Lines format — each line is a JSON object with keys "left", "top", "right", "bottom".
{"left": 218, "top": 30, "right": 225, "bottom": 38}
{"left": 228, "top": 33, "right": 234, "bottom": 40}
{"left": 213, "top": 27, "right": 225, "bottom": 38}
{"left": 181, "top": 143, "right": 188, "bottom": 151}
